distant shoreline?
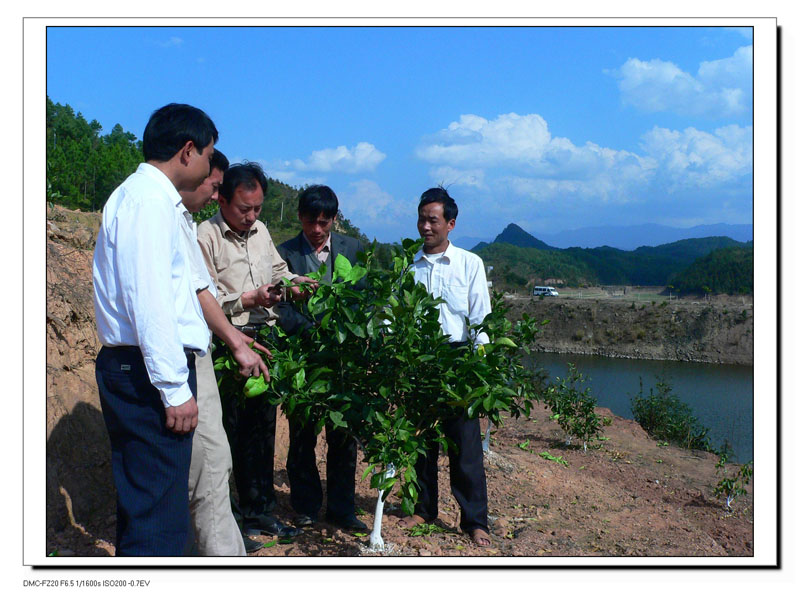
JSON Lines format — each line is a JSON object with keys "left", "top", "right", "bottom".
{"left": 504, "top": 292, "right": 754, "bottom": 366}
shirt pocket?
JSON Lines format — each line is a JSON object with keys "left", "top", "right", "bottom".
{"left": 441, "top": 284, "right": 469, "bottom": 316}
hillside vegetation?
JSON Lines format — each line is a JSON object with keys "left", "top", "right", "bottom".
{"left": 668, "top": 246, "right": 754, "bottom": 295}
{"left": 476, "top": 235, "right": 751, "bottom": 291}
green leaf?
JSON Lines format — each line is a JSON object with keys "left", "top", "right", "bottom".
{"left": 329, "top": 411, "right": 347, "bottom": 429}
{"left": 244, "top": 375, "right": 269, "bottom": 398}
{"left": 334, "top": 254, "right": 353, "bottom": 280}
{"left": 293, "top": 369, "right": 306, "bottom": 390}
{"left": 349, "top": 265, "right": 368, "bottom": 283}
{"left": 345, "top": 322, "right": 366, "bottom": 338}
{"left": 494, "top": 336, "right": 517, "bottom": 348}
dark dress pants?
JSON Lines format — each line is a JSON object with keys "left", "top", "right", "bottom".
{"left": 286, "top": 418, "right": 357, "bottom": 520}
{"left": 412, "top": 413, "right": 489, "bottom": 534}
{"left": 95, "top": 346, "right": 196, "bottom": 556}
{"left": 213, "top": 345, "right": 278, "bottom": 533}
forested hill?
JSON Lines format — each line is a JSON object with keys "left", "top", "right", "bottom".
{"left": 45, "top": 97, "right": 367, "bottom": 247}
{"left": 476, "top": 235, "right": 750, "bottom": 289}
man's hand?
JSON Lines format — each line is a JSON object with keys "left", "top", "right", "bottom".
{"left": 288, "top": 276, "right": 319, "bottom": 300}
{"left": 254, "top": 284, "right": 283, "bottom": 308}
{"left": 230, "top": 332, "right": 271, "bottom": 381}
{"left": 239, "top": 333, "right": 273, "bottom": 359}
{"left": 165, "top": 396, "right": 199, "bottom": 434}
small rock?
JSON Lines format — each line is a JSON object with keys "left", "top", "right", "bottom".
{"left": 418, "top": 549, "right": 432, "bottom": 557}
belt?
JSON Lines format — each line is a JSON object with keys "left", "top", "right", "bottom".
{"left": 102, "top": 345, "right": 197, "bottom": 366}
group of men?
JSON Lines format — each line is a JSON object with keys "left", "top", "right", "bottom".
{"left": 92, "top": 103, "right": 493, "bottom": 556}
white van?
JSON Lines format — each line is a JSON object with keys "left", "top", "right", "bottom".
{"left": 533, "top": 286, "right": 559, "bottom": 297}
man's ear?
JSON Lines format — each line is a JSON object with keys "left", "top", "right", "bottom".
{"left": 179, "top": 140, "right": 197, "bottom": 165}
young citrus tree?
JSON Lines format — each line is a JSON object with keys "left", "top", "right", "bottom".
{"left": 215, "top": 239, "right": 544, "bottom": 550}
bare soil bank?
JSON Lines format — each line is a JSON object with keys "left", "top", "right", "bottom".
{"left": 504, "top": 292, "right": 754, "bottom": 365}
{"left": 44, "top": 205, "right": 753, "bottom": 558}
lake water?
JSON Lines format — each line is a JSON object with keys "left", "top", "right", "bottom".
{"left": 529, "top": 352, "right": 754, "bottom": 463}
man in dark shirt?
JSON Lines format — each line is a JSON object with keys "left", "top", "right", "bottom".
{"left": 277, "top": 185, "right": 367, "bottom": 531}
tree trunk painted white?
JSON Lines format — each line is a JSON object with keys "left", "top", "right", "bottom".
{"left": 369, "top": 463, "right": 396, "bottom": 551}
{"left": 482, "top": 422, "right": 492, "bottom": 452}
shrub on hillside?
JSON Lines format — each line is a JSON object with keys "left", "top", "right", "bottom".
{"left": 630, "top": 375, "right": 711, "bottom": 450}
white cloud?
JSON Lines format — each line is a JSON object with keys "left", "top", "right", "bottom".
{"left": 417, "top": 113, "right": 551, "bottom": 167}
{"left": 292, "top": 142, "right": 386, "bottom": 174}
{"left": 640, "top": 124, "right": 753, "bottom": 188}
{"left": 156, "top": 36, "right": 184, "bottom": 48}
{"left": 612, "top": 45, "right": 752, "bottom": 117}
{"left": 415, "top": 112, "right": 751, "bottom": 219}
{"left": 338, "top": 180, "right": 415, "bottom": 226}
{"left": 417, "top": 112, "right": 656, "bottom": 194}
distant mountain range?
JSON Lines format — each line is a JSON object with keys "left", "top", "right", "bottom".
{"left": 455, "top": 222, "right": 753, "bottom": 253}
{"left": 473, "top": 229, "right": 752, "bottom": 289}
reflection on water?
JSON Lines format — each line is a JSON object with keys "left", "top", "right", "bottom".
{"left": 528, "top": 352, "right": 754, "bottom": 463}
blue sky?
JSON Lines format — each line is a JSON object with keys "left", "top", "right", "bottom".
{"left": 46, "top": 25, "right": 754, "bottom": 245}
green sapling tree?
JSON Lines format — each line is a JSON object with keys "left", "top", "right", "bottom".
{"left": 215, "top": 239, "right": 544, "bottom": 551}
{"left": 713, "top": 453, "right": 753, "bottom": 511}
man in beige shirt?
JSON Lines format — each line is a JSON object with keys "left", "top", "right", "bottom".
{"left": 197, "top": 162, "right": 315, "bottom": 540}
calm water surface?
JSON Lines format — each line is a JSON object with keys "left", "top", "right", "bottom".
{"left": 529, "top": 352, "right": 754, "bottom": 463}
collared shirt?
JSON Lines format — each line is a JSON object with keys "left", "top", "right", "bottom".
{"left": 411, "top": 241, "right": 491, "bottom": 345}
{"left": 301, "top": 232, "right": 332, "bottom": 263}
{"left": 197, "top": 212, "right": 299, "bottom": 326}
{"left": 92, "top": 163, "right": 209, "bottom": 407}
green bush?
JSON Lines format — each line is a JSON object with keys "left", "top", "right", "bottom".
{"left": 545, "top": 364, "right": 603, "bottom": 451}
{"left": 630, "top": 376, "right": 711, "bottom": 450}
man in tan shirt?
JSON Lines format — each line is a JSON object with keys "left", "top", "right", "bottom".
{"left": 197, "top": 162, "right": 316, "bottom": 540}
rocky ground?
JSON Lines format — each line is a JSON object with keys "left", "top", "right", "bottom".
{"left": 48, "top": 404, "right": 754, "bottom": 559}
{"left": 44, "top": 204, "right": 754, "bottom": 560}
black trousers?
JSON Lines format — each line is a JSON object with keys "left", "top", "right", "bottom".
{"left": 412, "top": 413, "right": 489, "bottom": 534}
{"left": 213, "top": 343, "right": 278, "bottom": 533}
{"left": 286, "top": 418, "right": 357, "bottom": 520}
{"left": 95, "top": 346, "right": 196, "bottom": 556}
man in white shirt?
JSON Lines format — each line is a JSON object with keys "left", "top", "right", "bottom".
{"left": 93, "top": 103, "right": 218, "bottom": 556}
{"left": 397, "top": 186, "right": 493, "bottom": 547}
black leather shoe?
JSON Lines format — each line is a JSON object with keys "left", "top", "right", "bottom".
{"left": 327, "top": 514, "right": 368, "bottom": 531}
{"left": 294, "top": 514, "right": 317, "bottom": 528}
{"left": 245, "top": 517, "right": 302, "bottom": 538}
{"left": 243, "top": 535, "right": 263, "bottom": 554}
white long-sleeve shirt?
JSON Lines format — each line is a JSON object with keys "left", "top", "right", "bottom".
{"left": 93, "top": 163, "right": 209, "bottom": 407}
{"left": 411, "top": 241, "right": 491, "bottom": 346}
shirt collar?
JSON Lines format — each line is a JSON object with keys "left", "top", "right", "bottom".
{"left": 302, "top": 232, "right": 332, "bottom": 254}
{"left": 137, "top": 162, "right": 182, "bottom": 206}
{"left": 414, "top": 240, "right": 454, "bottom": 265}
{"left": 213, "top": 210, "right": 260, "bottom": 240}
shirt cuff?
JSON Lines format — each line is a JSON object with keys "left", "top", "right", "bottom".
{"left": 160, "top": 382, "right": 194, "bottom": 408}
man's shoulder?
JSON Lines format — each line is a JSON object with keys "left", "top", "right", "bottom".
{"left": 196, "top": 212, "right": 224, "bottom": 239}
{"left": 332, "top": 231, "right": 364, "bottom": 250}
{"left": 277, "top": 231, "right": 303, "bottom": 252}
{"left": 448, "top": 243, "right": 484, "bottom": 265}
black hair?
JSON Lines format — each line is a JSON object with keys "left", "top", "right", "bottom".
{"left": 418, "top": 186, "right": 458, "bottom": 221}
{"left": 210, "top": 149, "right": 229, "bottom": 173}
{"left": 298, "top": 185, "right": 339, "bottom": 219}
{"left": 142, "top": 103, "right": 218, "bottom": 162}
{"left": 219, "top": 162, "right": 268, "bottom": 202}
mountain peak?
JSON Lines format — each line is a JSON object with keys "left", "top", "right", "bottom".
{"left": 494, "top": 223, "right": 552, "bottom": 250}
